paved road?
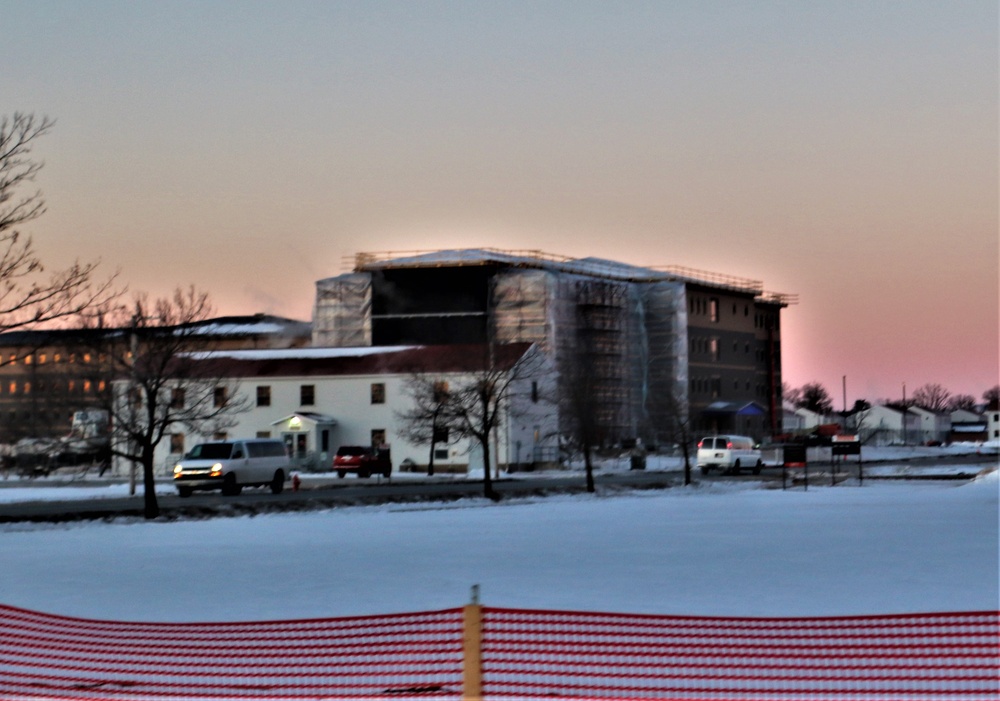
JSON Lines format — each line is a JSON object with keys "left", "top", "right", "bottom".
{"left": 0, "top": 452, "right": 993, "bottom": 524}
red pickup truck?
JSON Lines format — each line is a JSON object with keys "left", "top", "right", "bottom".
{"left": 333, "top": 446, "right": 392, "bottom": 478}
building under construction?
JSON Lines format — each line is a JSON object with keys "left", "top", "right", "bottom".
{"left": 313, "top": 249, "right": 796, "bottom": 444}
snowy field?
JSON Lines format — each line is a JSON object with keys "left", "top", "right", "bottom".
{"left": 0, "top": 446, "right": 996, "bottom": 624}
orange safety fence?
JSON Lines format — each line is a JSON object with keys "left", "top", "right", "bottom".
{"left": 1, "top": 603, "right": 997, "bottom": 700}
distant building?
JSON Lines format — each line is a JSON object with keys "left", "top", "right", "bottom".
{"left": 115, "top": 343, "right": 553, "bottom": 477}
{"left": 0, "top": 314, "right": 311, "bottom": 444}
{"left": 986, "top": 402, "right": 1000, "bottom": 442}
{"left": 313, "top": 249, "right": 795, "bottom": 443}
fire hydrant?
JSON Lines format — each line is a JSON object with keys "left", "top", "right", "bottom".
{"left": 292, "top": 473, "right": 301, "bottom": 492}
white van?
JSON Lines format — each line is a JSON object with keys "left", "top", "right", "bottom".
{"left": 172, "top": 439, "right": 291, "bottom": 497}
{"left": 696, "top": 435, "right": 762, "bottom": 475}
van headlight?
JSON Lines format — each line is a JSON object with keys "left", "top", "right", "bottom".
{"left": 209, "top": 463, "right": 223, "bottom": 477}
{"left": 173, "top": 465, "right": 183, "bottom": 476}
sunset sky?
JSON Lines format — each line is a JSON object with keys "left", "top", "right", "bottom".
{"left": 3, "top": 1, "right": 997, "bottom": 403}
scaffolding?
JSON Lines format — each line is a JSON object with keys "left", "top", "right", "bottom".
{"left": 313, "top": 249, "right": 791, "bottom": 443}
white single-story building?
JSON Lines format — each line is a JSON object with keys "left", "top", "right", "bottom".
{"left": 113, "top": 343, "right": 557, "bottom": 478}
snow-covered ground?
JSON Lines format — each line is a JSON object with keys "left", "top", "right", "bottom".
{"left": 0, "top": 445, "right": 996, "bottom": 624}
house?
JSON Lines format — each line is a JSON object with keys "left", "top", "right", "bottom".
{"left": 112, "top": 343, "right": 557, "bottom": 478}
{"left": 947, "top": 408, "right": 985, "bottom": 443}
{"left": 986, "top": 402, "right": 1000, "bottom": 443}
{"left": 907, "top": 406, "right": 950, "bottom": 444}
{"left": 852, "top": 405, "right": 921, "bottom": 446}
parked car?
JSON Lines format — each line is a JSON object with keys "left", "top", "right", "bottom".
{"left": 172, "top": 439, "right": 290, "bottom": 497}
{"left": 696, "top": 435, "right": 763, "bottom": 475}
{"left": 333, "top": 446, "right": 392, "bottom": 478}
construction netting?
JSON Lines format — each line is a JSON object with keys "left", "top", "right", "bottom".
{"left": 0, "top": 603, "right": 464, "bottom": 700}
{"left": 480, "top": 608, "right": 1000, "bottom": 699}
{"left": 2, "top": 603, "right": 997, "bottom": 700}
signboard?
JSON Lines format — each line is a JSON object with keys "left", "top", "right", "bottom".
{"left": 831, "top": 435, "right": 861, "bottom": 456}
{"left": 782, "top": 444, "right": 807, "bottom": 467}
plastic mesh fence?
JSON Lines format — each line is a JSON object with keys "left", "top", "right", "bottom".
{"left": 0, "top": 603, "right": 464, "bottom": 700}
{"left": 2, "top": 604, "right": 997, "bottom": 700}
{"left": 481, "top": 608, "right": 1000, "bottom": 700}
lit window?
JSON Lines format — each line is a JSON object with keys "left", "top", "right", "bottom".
{"left": 24, "top": 354, "right": 32, "bottom": 365}
{"left": 433, "top": 381, "right": 449, "bottom": 403}
{"left": 38, "top": 353, "right": 46, "bottom": 365}
{"left": 709, "top": 298, "right": 719, "bottom": 322}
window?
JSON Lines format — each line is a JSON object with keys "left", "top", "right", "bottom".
{"left": 531, "top": 381, "right": 539, "bottom": 403}
{"left": 371, "top": 429, "right": 386, "bottom": 447}
{"left": 213, "top": 431, "right": 228, "bottom": 441}
{"left": 170, "top": 388, "right": 185, "bottom": 409}
{"left": 709, "top": 338, "right": 720, "bottom": 361}
{"left": 370, "top": 382, "right": 385, "bottom": 404}
{"left": 214, "top": 386, "right": 228, "bottom": 408}
{"left": 300, "top": 384, "right": 315, "bottom": 406}
{"left": 38, "top": 353, "right": 46, "bottom": 365}
{"left": 433, "top": 426, "right": 449, "bottom": 443}
{"left": 23, "top": 381, "right": 31, "bottom": 394}
{"left": 256, "top": 385, "right": 271, "bottom": 407}
{"left": 433, "top": 381, "right": 449, "bottom": 403}
{"left": 8, "top": 381, "right": 15, "bottom": 394}
{"left": 170, "top": 433, "right": 185, "bottom": 455}
{"left": 709, "top": 298, "right": 719, "bottom": 322}
{"left": 256, "top": 431, "right": 271, "bottom": 439}
{"left": 24, "top": 354, "right": 32, "bottom": 365}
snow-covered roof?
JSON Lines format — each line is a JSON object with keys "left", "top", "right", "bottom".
{"left": 339, "top": 248, "right": 766, "bottom": 293}
{"left": 180, "top": 343, "right": 534, "bottom": 378}
{"left": 185, "top": 346, "right": 415, "bottom": 361}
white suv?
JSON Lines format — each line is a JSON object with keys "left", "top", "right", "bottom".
{"left": 696, "top": 435, "right": 763, "bottom": 475}
{"left": 173, "top": 439, "right": 291, "bottom": 497}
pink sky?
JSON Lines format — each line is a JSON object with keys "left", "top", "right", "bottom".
{"left": 5, "top": 1, "right": 997, "bottom": 403}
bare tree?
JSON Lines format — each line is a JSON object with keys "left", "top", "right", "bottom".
{"left": 911, "top": 383, "right": 951, "bottom": 412}
{"left": 397, "top": 374, "right": 454, "bottom": 476}
{"left": 982, "top": 385, "right": 1000, "bottom": 407}
{"left": 781, "top": 382, "right": 801, "bottom": 408}
{"left": 86, "top": 287, "right": 249, "bottom": 518}
{"left": 432, "top": 344, "right": 542, "bottom": 501}
{"left": 947, "top": 394, "right": 977, "bottom": 412}
{"left": 796, "top": 382, "right": 833, "bottom": 414}
{"left": 0, "top": 113, "right": 116, "bottom": 336}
